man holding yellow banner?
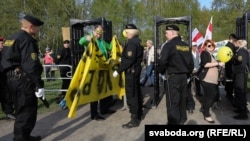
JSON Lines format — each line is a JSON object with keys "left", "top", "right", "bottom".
{"left": 68, "top": 25, "right": 118, "bottom": 120}
{"left": 65, "top": 24, "right": 124, "bottom": 118}
{"left": 79, "top": 25, "right": 116, "bottom": 120}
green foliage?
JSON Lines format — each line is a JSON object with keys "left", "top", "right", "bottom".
{"left": 0, "top": 0, "right": 249, "bottom": 52}
{"left": 2, "top": 0, "right": 250, "bottom": 120}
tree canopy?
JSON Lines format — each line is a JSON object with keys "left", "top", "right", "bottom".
{"left": 0, "top": 0, "right": 248, "bottom": 53}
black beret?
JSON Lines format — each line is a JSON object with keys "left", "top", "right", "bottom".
{"left": 125, "top": 24, "right": 137, "bottom": 29}
{"left": 229, "top": 33, "right": 238, "bottom": 40}
{"left": 23, "top": 15, "right": 44, "bottom": 26}
{"left": 166, "top": 24, "right": 179, "bottom": 31}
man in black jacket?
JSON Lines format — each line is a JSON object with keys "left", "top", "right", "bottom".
{"left": 224, "top": 34, "right": 237, "bottom": 103}
{"left": 56, "top": 40, "right": 72, "bottom": 106}
{"left": 159, "top": 25, "right": 194, "bottom": 125}
{"left": 1, "top": 15, "right": 44, "bottom": 141}
{"left": 113, "top": 24, "right": 144, "bottom": 128}
{"left": 0, "top": 37, "right": 15, "bottom": 120}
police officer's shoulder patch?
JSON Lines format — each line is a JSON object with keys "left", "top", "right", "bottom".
{"left": 238, "top": 56, "right": 243, "bottom": 61}
{"left": 31, "top": 53, "right": 38, "bottom": 61}
{"left": 4, "top": 40, "right": 15, "bottom": 47}
{"left": 127, "top": 51, "right": 132, "bottom": 57}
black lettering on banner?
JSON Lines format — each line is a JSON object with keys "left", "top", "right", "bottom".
{"left": 85, "top": 47, "right": 92, "bottom": 57}
{"left": 116, "top": 44, "right": 122, "bottom": 58}
{"left": 112, "top": 64, "right": 119, "bottom": 71}
{"left": 82, "top": 70, "right": 95, "bottom": 95}
{"left": 96, "top": 52, "right": 104, "bottom": 58}
{"left": 69, "top": 88, "right": 78, "bottom": 102}
{"left": 97, "top": 70, "right": 105, "bottom": 94}
{"left": 81, "top": 54, "right": 87, "bottom": 62}
{"left": 94, "top": 41, "right": 105, "bottom": 61}
{"left": 106, "top": 70, "right": 112, "bottom": 91}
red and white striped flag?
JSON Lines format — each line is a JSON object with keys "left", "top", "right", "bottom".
{"left": 204, "top": 16, "right": 213, "bottom": 40}
{"left": 192, "top": 28, "right": 204, "bottom": 46}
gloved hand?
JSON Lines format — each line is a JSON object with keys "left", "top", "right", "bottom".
{"left": 35, "top": 88, "right": 45, "bottom": 100}
{"left": 113, "top": 71, "right": 118, "bottom": 77}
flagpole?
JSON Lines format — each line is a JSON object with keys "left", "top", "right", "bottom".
{"left": 200, "top": 16, "right": 213, "bottom": 51}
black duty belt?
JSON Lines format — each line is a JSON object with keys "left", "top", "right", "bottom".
{"left": 6, "top": 68, "right": 26, "bottom": 80}
{"left": 169, "top": 73, "right": 187, "bottom": 75}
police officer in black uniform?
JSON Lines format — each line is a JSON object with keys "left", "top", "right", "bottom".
{"left": 1, "top": 15, "right": 44, "bottom": 141}
{"left": 0, "top": 37, "right": 15, "bottom": 120}
{"left": 56, "top": 40, "right": 72, "bottom": 104}
{"left": 159, "top": 25, "right": 194, "bottom": 125}
{"left": 113, "top": 24, "right": 144, "bottom": 128}
{"left": 232, "top": 39, "right": 249, "bottom": 120}
{"left": 224, "top": 33, "right": 237, "bottom": 102}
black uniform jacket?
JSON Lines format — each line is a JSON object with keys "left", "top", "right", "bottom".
{"left": 56, "top": 47, "right": 71, "bottom": 65}
{"left": 225, "top": 42, "right": 235, "bottom": 78}
{"left": 232, "top": 47, "right": 250, "bottom": 73}
{"left": 1, "top": 30, "right": 44, "bottom": 88}
{"left": 117, "top": 36, "right": 143, "bottom": 75}
{"left": 159, "top": 37, "right": 194, "bottom": 75}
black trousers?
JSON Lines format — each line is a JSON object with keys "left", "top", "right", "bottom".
{"left": 191, "top": 77, "right": 201, "bottom": 95}
{"left": 90, "top": 101, "right": 99, "bottom": 117}
{"left": 90, "top": 96, "right": 114, "bottom": 117}
{"left": 200, "top": 81, "right": 218, "bottom": 117}
{"left": 60, "top": 67, "right": 71, "bottom": 96}
{"left": 233, "top": 72, "right": 248, "bottom": 113}
{"left": 186, "top": 80, "right": 195, "bottom": 110}
{"left": 225, "top": 81, "right": 234, "bottom": 98}
{"left": 0, "top": 73, "right": 14, "bottom": 114}
{"left": 125, "top": 73, "right": 143, "bottom": 117}
{"left": 6, "top": 73, "right": 38, "bottom": 141}
{"left": 165, "top": 74, "right": 187, "bottom": 125}
{"left": 225, "top": 68, "right": 234, "bottom": 98}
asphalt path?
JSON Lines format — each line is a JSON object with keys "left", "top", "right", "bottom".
{"left": 1, "top": 68, "right": 250, "bottom": 141}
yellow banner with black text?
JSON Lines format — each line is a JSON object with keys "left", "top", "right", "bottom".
{"left": 65, "top": 36, "right": 125, "bottom": 118}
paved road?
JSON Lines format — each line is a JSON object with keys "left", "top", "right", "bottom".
{"left": 1, "top": 83, "right": 250, "bottom": 141}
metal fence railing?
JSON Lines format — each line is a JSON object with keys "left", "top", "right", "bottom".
{"left": 42, "top": 64, "right": 72, "bottom": 92}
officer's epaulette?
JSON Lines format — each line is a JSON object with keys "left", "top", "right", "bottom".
{"left": 4, "top": 40, "right": 15, "bottom": 47}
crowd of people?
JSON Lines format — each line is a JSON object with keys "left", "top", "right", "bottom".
{"left": 0, "top": 14, "right": 249, "bottom": 141}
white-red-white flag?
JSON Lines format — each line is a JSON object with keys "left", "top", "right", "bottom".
{"left": 192, "top": 28, "right": 204, "bottom": 46}
{"left": 204, "top": 16, "right": 213, "bottom": 40}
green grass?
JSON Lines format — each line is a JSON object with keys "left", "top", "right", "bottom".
{"left": 1, "top": 72, "right": 250, "bottom": 119}
{"left": 37, "top": 79, "right": 62, "bottom": 114}
{"left": 0, "top": 71, "right": 62, "bottom": 119}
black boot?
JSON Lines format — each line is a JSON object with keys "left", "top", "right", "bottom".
{"left": 233, "top": 113, "right": 248, "bottom": 120}
{"left": 122, "top": 114, "right": 140, "bottom": 129}
{"left": 233, "top": 109, "right": 249, "bottom": 120}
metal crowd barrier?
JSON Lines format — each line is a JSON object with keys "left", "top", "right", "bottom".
{"left": 42, "top": 64, "right": 72, "bottom": 92}
{"left": 42, "top": 64, "right": 129, "bottom": 110}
